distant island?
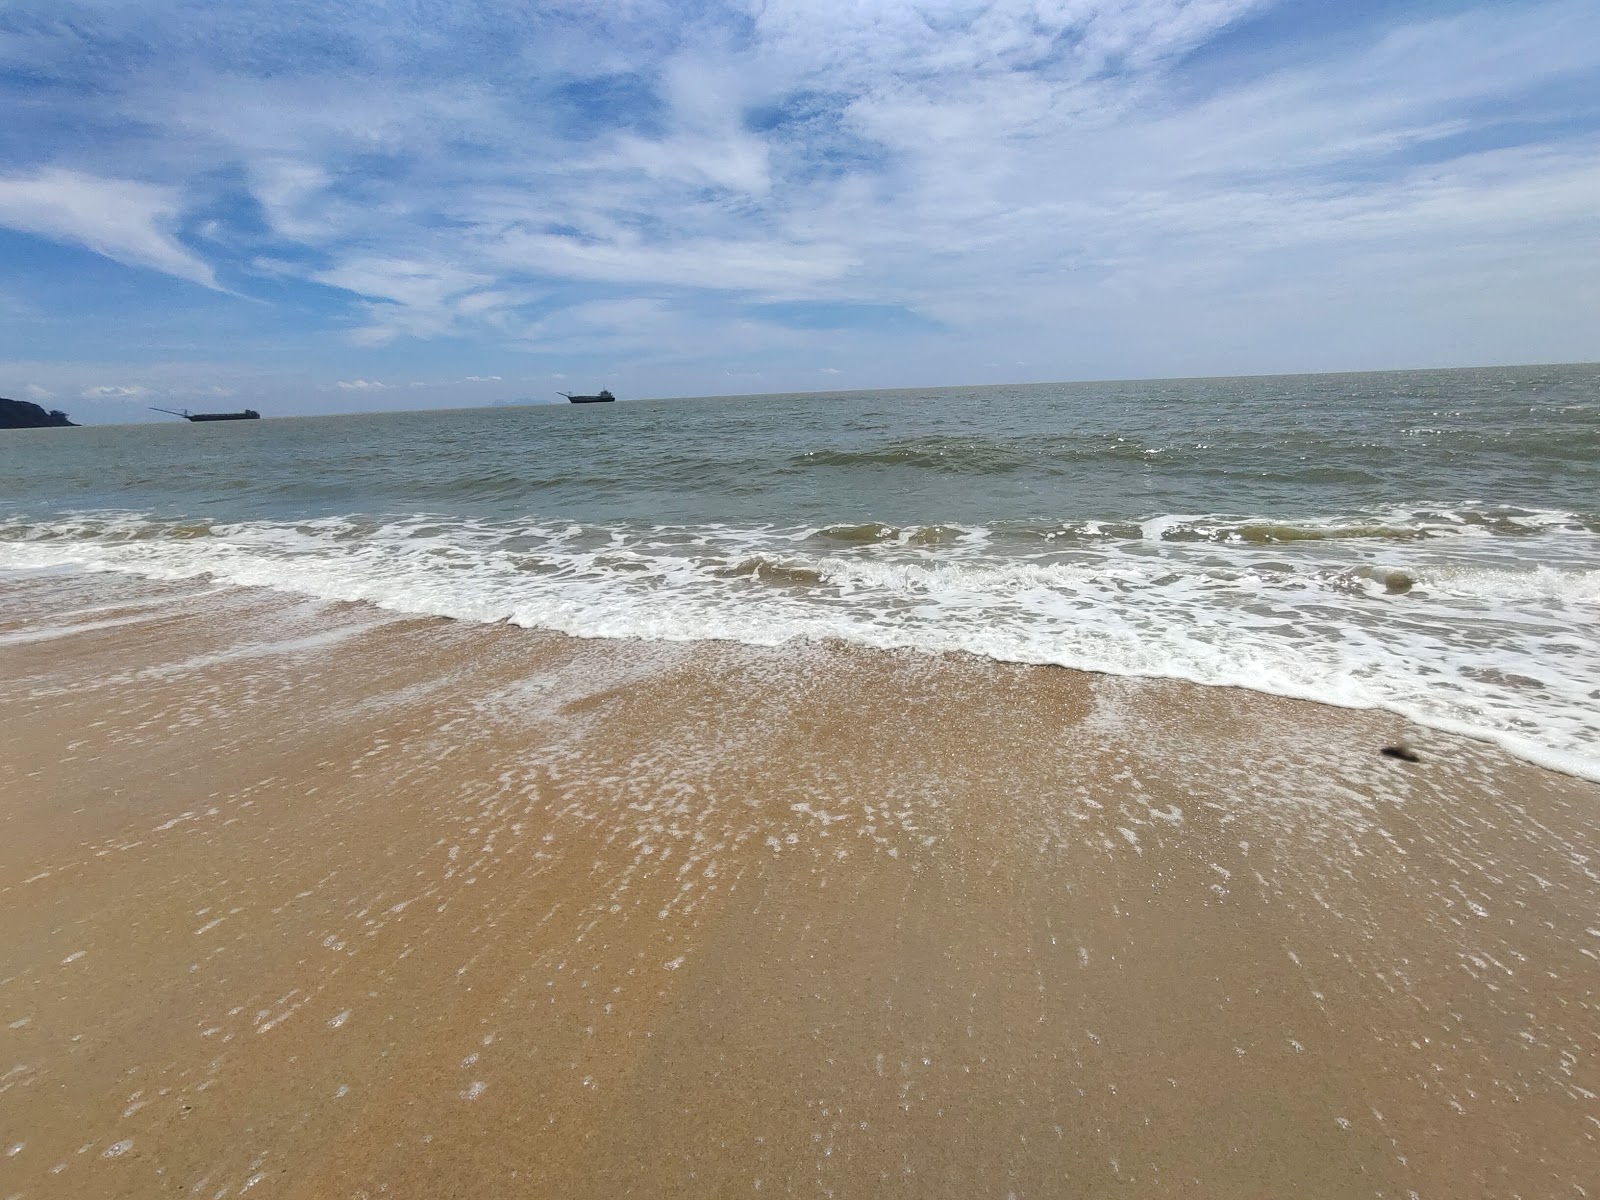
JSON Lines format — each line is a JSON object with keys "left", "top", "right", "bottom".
{"left": 0, "top": 396, "right": 77, "bottom": 428}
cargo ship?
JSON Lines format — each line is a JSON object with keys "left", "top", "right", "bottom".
{"left": 152, "top": 407, "right": 261, "bottom": 422}
{"left": 558, "top": 389, "right": 615, "bottom": 404}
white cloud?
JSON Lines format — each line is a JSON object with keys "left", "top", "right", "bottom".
{"left": 742, "top": 0, "right": 1271, "bottom": 87}
{"left": 81, "top": 384, "right": 154, "bottom": 399}
{"left": 316, "top": 256, "right": 517, "bottom": 345}
{"left": 250, "top": 159, "right": 335, "bottom": 242}
{"left": 336, "top": 379, "right": 387, "bottom": 390}
{"left": 0, "top": 169, "right": 218, "bottom": 289}
{"left": 317, "top": 257, "right": 493, "bottom": 309}
{"left": 24, "top": 383, "right": 54, "bottom": 399}
{"left": 487, "top": 229, "right": 855, "bottom": 294}
{"left": 463, "top": 375, "right": 502, "bottom": 382}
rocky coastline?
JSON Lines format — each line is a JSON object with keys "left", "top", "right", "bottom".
{"left": 0, "top": 396, "right": 77, "bottom": 428}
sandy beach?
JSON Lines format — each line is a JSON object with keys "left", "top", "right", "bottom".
{"left": 2, "top": 568, "right": 1598, "bottom": 1199}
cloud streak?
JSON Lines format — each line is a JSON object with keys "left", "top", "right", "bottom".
{"left": 0, "top": 168, "right": 219, "bottom": 288}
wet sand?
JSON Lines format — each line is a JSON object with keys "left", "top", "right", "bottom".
{"left": 2, "top": 569, "right": 1598, "bottom": 1199}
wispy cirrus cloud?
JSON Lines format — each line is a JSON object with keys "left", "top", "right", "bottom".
{"left": 0, "top": 168, "right": 218, "bottom": 288}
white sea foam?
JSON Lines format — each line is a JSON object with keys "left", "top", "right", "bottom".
{"left": 2, "top": 507, "right": 1597, "bottom": 779}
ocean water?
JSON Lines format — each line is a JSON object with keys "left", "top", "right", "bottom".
{"left": 3, "top": 364, "right": 1598, "bottom": 777}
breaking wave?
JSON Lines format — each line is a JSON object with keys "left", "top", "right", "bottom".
{"left": 3, "top": 504, "right": 1598, "bottom": 780}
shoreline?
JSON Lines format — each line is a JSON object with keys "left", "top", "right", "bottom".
{"left": 3, "top": 569, "right": 1598, "bottom": 1198}
{"left": 4, "top": 549, "right": 1595, "bottom": 787}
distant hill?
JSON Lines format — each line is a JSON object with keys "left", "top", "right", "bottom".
{"left": 1, "top": 396, "right": 77, "bottom": 429}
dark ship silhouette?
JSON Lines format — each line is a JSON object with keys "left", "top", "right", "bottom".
{"left": 559, "top": 389, "right": 615, "bottom": 404}
{"left": 152, "top": 407, "right": 261, "bottom": 422}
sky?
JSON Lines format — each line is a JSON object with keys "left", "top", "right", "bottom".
{"left": 1, "top": 0, "right": 1597, "bottom": 422}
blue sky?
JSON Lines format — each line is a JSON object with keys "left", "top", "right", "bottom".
{"left": 1, "top": 0, "right": 1596, "bottom": 421}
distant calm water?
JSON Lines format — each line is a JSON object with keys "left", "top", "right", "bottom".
{"left": 4, "top": 365, "right": 1598, "bottom": 776}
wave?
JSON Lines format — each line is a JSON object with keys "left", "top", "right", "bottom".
{"left": 789, "top": 427, "right": 1600, "bottom": 482}
{"left": 715, "top": 558, "right": 826, "bottom": 586}
{"left": 809, "top": 523, "right": 971, "bottom": 546}
{"left": 791, "top": 434, "right": 1194, "bottom": 474}
{"left": 3, "top": 508, "right": 1598, "bottom": 780}
{"left": 794, "top": 436, "right": 1043, "bottom": 473}
{"left": 1015, "top": 507, "right": 1592, "bottom": 546}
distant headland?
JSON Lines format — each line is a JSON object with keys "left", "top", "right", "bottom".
{"left": 0, "top": 396, "right": 77, "bottom": 429}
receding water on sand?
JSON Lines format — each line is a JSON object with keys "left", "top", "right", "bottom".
{"left": 2, "top": 574, "right": 1598, "bottom": 1198}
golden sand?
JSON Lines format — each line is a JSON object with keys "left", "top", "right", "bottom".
{"left": 2, "top": 570, "right": 1597, "bottom": 1198}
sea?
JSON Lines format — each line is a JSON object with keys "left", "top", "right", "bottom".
{"left": 3, "top": 364, "right": 1597, "bottom": 779}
